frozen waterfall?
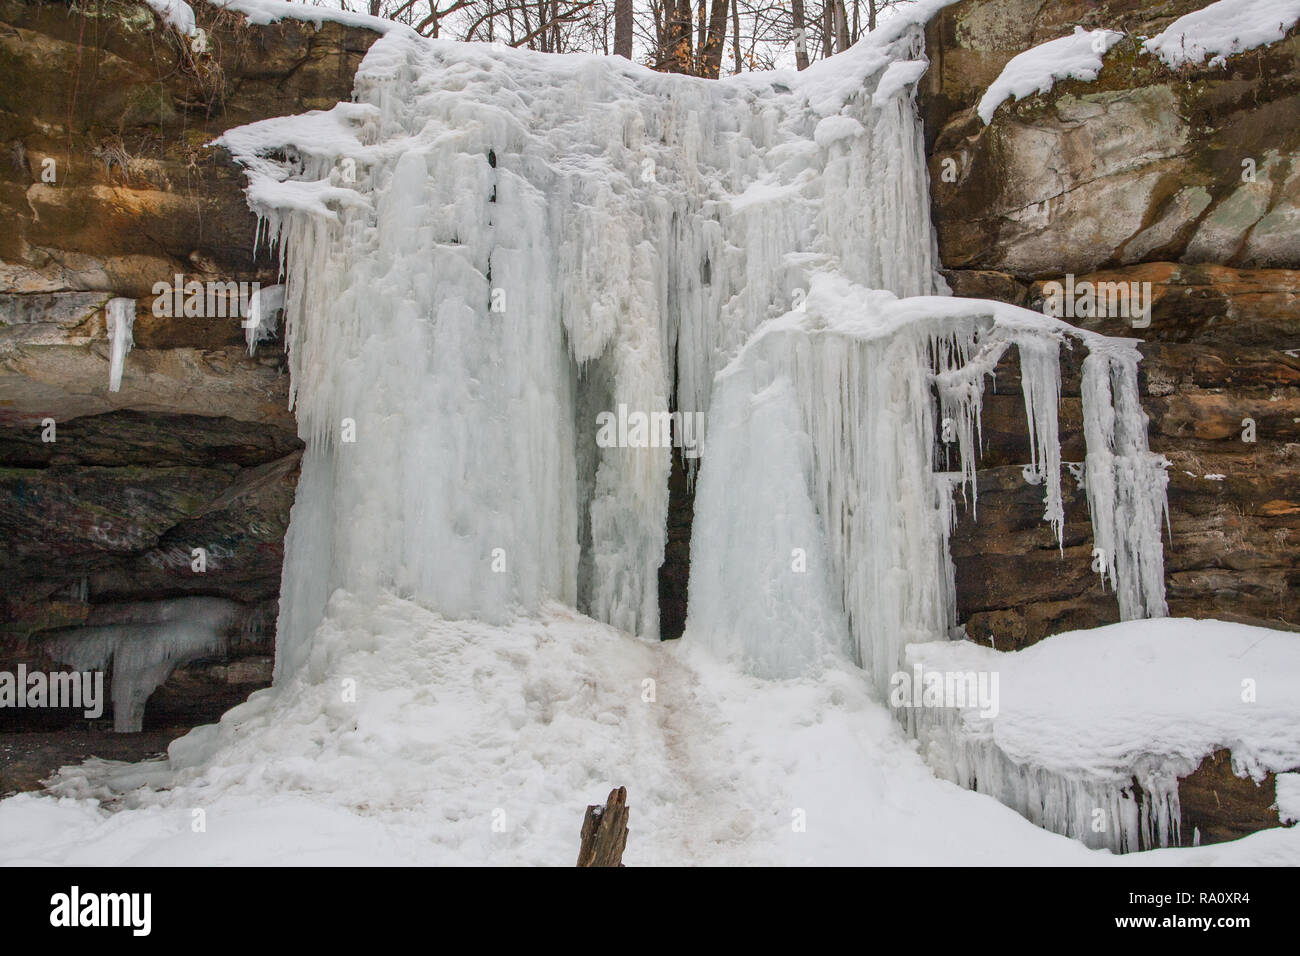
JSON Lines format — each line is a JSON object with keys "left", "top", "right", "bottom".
{"left": 220, "top": 18, "right": 951, "bottom": 681}
{"left": 218, "top": 10, "right": 1172, "bottom": 849}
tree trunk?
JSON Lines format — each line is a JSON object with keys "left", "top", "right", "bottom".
{"left": 665, "top": 0, "right": 692, "bottom": 73}
{"left": 834, "top": 0, "right": 850, "bottom": 52}
{"left": 700, "top": 0, "right": 729, "bottom": 78}
{"left": 791, "top": 0, "right": 809, "bottom": 70}
{"left": 731, "top": 0, "right": 742, "bottom": 72}
{"left": 576, "top": 787, "right": 629, "bottom": 867}
{"left": 614, "top": 0, "right": 633, "bottom": 58}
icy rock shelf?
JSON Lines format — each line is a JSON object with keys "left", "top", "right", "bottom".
{"left": 905, "top": 619, "right": 1300, "bottom": 852}
{"left": 206, "top": 2, "right": 1175, "bottom": 853}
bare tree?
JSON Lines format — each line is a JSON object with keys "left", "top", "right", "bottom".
{"left": 790, "top": 0, "right": 809, "bottom": 69}
{"left": 698, "top": 0, "right": 729, "bottom": 78}
{"left": 614, "top": 0, "right": 633, "bottom": 56}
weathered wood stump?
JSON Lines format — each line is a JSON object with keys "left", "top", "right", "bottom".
{"left": 576, "top": 786, "right": 629, "bottom": 866}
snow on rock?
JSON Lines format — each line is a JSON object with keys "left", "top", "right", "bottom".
{"left": 1143, "top": 0, "right": 1300, "bottom": 68}
{"left": 978, "top": 27, "right": 1124, "bottom": 124}
{"left": 213, "top": 0, "right": 400, "bottom": 34}
{"left": 905, "top": 618, "right": 1300, "bottom": 851}
{"left": 142, "top": 0, "right": 197, "bottom": 35}
{"left": 1278, "top": 773, "right": 1300, "bottom": 824}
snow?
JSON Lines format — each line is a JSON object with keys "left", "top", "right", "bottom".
{"left": 214, "top": 0, "right": 401, "bottom": 35}
{"left": 1143, "top": 0, "right": 1300, "bottom": 68}
{"left": 105, "top": 297, "right": 134, "bottom": 393}
{"left": 907, "top": 618, "right": 1300, "bottom": 851}
{"left": 1278, "top": 773, "right": 1300, "bottom": 824}
{"left": 142, "top": 0, "right": 197, "bottom": 35}
{"left": 43, "top": 598, "right": 242, "bottom": 733}
{"left": 978, "top": 28, "right": 1124, "bottom": 124}
{"left": 4, "top": 601, "right": 1298, "bottom": 864}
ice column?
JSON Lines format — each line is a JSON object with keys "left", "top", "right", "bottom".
{"left": 106, "top": 297, "right": 135, "bottom": 393}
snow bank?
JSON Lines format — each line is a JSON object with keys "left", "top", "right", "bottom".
{"left": 7, "top": 602, "right": 1298, "bottom": 864}
{"left": 978, "top": 27, "right": 1124, "bottom": 124}
{"left": 906, "top": 618, "right": 1300, "bottom": 851}
{"left": 1143, "top": 0, "right": 1300, "bottom": 68}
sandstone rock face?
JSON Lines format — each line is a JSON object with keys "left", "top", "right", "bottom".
{"left": 924, "top": 1, "right": 1300, "bottom": 277}
{"left": 0, "top": 0, "right": 382, "bottom": 736}
{"left": 925, "top": 0, "right": 1300, "bottom": 647}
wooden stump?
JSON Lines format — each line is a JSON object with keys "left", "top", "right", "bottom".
{"left": 576, "top": 786, "right": 629, "bottom": 866}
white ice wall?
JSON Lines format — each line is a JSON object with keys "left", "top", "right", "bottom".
{"left": 220, "top": 20, "right": 946, "bottom": 679}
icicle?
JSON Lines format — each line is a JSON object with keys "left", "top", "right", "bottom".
{"left": 44, "top": 597, "right": 237, "bottom": 733}
{"left": 1016, "top": 331, "right": 1065, "bottom": 546}
{"left": 105, "top": 297, "right": 135, "bottom": 393}
{"left": 244, "top": 283, "right": 285, "bottom": 356}
{"left": 1081, "top": 345, "right": 1170, "bottom": 617}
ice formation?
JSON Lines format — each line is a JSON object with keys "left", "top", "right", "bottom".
{"left": 218, "top": 13, "right": 951, "bottom": 680}
{"left": 45, "top": 598, "right": 240, "bottom": 732}
{"left": 905, "top": 619, "right": 1300, "bottom": 852}
{"left": 243, "top": 283, "right": 285, "bottom": 355}
{"left": 105, "top": 297, "right": 135, "bottom": 393}
{"left": 217, "top": 2, "right": 1168, "bottom": 705}
{"left": 686, "top": 285, "right": 1169, "bottom": 694}
{"left": 204, "top": 0, "right": 1178, "bottom": 852}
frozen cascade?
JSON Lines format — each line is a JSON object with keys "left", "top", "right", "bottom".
{"left": 686, "top": 285, "right": 1166, "bottom": 696}
{"left": 218, "top": 19, "right": 945, "bottom": 679}
{"left": 44, "top": 598, "right": 241, "bottom": 733}
{"left": 214, "top": 5, "right": 1173, "bottom": 851}
{"left": 105, "top": 297, "right": 134, "bottom": 393}
{"left": 1081, "top": 346, "right": 1171, "bottom": 618}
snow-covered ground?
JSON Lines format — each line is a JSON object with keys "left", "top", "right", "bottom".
{"left": 2, "top": 598, "right": 1296, "bottom": 866}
